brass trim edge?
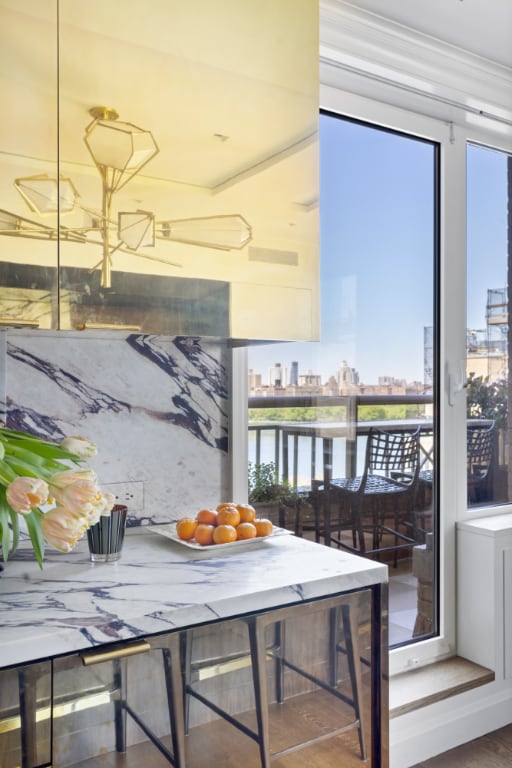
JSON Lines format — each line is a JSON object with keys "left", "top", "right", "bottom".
{"left": 0, "top": 318, "right": 40, "bottom": 328}
{"left": 81, "top": 640, "right": 151, "bottom": 666}
{"left": 75, "top": 323, "right": 141, "bottom": 331}
{"left": 0, "top": 690, "right": 113, "bottom": 734}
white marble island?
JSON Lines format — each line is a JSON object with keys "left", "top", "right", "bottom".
{"left": 0, "top": 528, "right": 387, "bottom": 667}
{"left": 0, "top": 529, "right": 388, "bottom": 768}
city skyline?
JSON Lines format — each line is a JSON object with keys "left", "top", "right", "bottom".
{"left": 249, "top": 357, "right": 424, "bottom": 392}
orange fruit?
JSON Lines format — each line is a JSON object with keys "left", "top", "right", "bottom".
{"left": 236, "top": 503, "right": 256, "bottom": 523}
{"left": 196, "top": 509, "right": 218, "bottom": 526}
{"left": 176, "top": 517, "right": 198, "bottom": 541}
{"left": 213, "top": 524, "right": 238, "bottom": 544}
{"left": 194, "top": 523, "right": 215, "bottom": 546}
{"left": 216, "top": 502, "right": 238, "bottom": 513}
{"left": 236, "top": 522, "right": 257, "bottom": 540}
{"left": 254, "top": 518, "right": 273, "bottom": 537}
{"left": 217, "top": 507, "right": 241, "bottom": 527}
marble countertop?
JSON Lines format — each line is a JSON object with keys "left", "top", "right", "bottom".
{"left": 0, "top": 528, "right": 387, "bottom": 669}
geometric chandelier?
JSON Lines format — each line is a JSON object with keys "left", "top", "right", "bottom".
{"left": 0, "top": 106, "right": 252, "bottom": 288}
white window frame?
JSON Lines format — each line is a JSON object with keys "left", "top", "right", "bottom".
{"left": 232, "top": 28, "right": 512, "bottom": 679}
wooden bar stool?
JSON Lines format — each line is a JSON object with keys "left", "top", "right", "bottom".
{"left": 80, "top": 636, "right": 187, "bottom": 768}
{"left": 16, "top": 637, "right": 187, "bottom": 768}
{"left": 182, "top": 594, "right": 366, "bottom": 767}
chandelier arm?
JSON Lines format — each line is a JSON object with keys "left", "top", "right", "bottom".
{"left": 114, "top": 245, "right": 182, "bottom": 269}
{"left": 154, "top": 233, "right": 231, "bottom": 251}
{"left": 77, "top": 203, "right": 117, "bottom": 228}
{"left": 88, "top": 257, "right": 104, "bottom": 273}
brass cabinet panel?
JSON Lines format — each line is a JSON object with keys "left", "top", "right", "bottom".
{"left": 0, "top": 1, "right": 319, "bottom": 340}
{"left": 0, "top": 1, "right": 59, "bottom": 330}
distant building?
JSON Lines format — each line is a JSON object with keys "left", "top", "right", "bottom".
{"left": 248, "top": 369, "right": 262, "bottom": 390}
{"left": 378, "top": 375, "right": 407, "bottom": 387}
{"left": 289, "top": 361, "right": 299, "bottom": 386}
{"left": 338, "top": 360, "right": 359, "bottom": 388}
{"left": 269, "top": 363, "right": 285, "bottom": 387}
{"left": 324, "top": 376, "right": 339, "bottom": 395}
{"left": 424, "top": 287, "right": 509, "bottom": 387}
{"left": 298, "top": 370, "right": 322, "bottom": 387}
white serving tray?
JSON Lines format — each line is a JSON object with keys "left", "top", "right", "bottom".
{"left": 148, "top": 522, "right": 290, "bottom": 553}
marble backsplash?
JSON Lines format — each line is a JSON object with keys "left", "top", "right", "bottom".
{"left": 0, "top": 330, "right": 231, "bottom": 527}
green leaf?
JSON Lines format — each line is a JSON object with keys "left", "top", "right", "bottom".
{"left": 0, "top": 429, "right": 82, "bottom": 463}
{"left": 0, "top": 506, "right": 11, "bottom": 562}
{"left": 4, "top": 445, "right": 72, "bottom": 474}
{"left": 4, "top": 443, "right": 49, "bottom": 466}
{"left": 24, "top": 510, "right": 45, "bottom": 569}
{"left": 3, "top": 456, "right": 54, "bottom": 480}
{"left": 0, "top": 458, "right": 18, "bottom": 485}
{"left": 0, "top": 487, "right": 13, "bottom": 561}
{"left": 9, "top": 507, "right": 19, "bottom": 555}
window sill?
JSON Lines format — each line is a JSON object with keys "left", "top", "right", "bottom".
{"left": 389, "top": 656, "right": 494, "bottom": 718}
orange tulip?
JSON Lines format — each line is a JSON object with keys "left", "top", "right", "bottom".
{"left": 41, "top": 506, "right": 88, "bottom": 552}
{"left": 6, "top": 477, "right": 49, "bottom": 514}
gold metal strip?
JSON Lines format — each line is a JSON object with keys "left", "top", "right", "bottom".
{"left": 196, "top": 650, "right": 274, "bottom": 681}
{"left": 75, "top": 323, "right": 141, "bottom": 331}
{"left": 197, "top": 654, "right": 252, "bottom": 681}
{"left": 81, "top": 640, "right": 151, "bottom": 666}
{"left": 0, "top": 690, "right": 113, "bottom": 734}
{"left": 0, "top": 319, "right": 40, "bottom": 328}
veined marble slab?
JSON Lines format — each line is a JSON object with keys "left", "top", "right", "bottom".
{"left": 2, "top": 330, "right": 230, "bottom": 525}
{"left": 0, "top": 530, "right": 387, "bottom": 668}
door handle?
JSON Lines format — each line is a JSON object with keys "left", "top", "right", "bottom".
{"left": 81, "top": 640, "right": 151, "bottom": 666}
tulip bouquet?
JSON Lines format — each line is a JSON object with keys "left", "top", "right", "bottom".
{"left": 0, "top": 426, "right": 114, "bottom": 568}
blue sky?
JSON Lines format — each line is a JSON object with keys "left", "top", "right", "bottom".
{"left": 249, "top": 114, "right": 509, "bottom": 385}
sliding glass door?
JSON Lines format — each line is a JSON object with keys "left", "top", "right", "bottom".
{"left": 248, "top": 111, "right": 439, "bottom": 647}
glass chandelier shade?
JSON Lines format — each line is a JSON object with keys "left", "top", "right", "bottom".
{"left": 0, "top": 108, "right": 252, "bottom": 289}
{"left": 156, "top": 215, "right": 252, "bottom": 251}
{"left": 118, "top": 211, "right": 155, "bottom": 250}
{"left": 84, "top": 116, "right": 159, "bottom": 193}
{"left": 14, "top": 175, "right": 79, "bottom": 214}
{"left": 0, "top": 210, "right": 20, "bottom": 232}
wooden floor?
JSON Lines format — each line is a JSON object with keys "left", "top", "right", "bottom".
{"left": 411, "top": 724, "right": 512, "bottom": 768}
{"left": 70, "top": 722, "right": 512, "bottom": 768}
{"left": 69, "top": 687, "right": 371, "bottom": 768}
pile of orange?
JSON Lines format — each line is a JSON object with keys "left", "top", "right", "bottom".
{"left": 176, "top": 502, "right": 273, "bottom": 546}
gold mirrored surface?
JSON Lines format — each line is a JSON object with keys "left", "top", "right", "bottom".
{"left": 0, "top": 0, "right": 319, "bottom": 340}
{"left": 0, "top": 0, "right": 59, "bottom": 329}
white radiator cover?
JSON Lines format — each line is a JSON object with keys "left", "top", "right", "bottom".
{"left": 457, "top": 513, "right": 512, "bottom": 680}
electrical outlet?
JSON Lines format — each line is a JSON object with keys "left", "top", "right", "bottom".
{"left": 103, "top": 481, "right": 144, "bottom": 511}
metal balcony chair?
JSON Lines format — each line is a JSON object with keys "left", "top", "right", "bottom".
{"left": 311, "top": 426, "right": 421, "bottom": 566}
{"left": 467, "top": 420, "right": 495, "bottom": 502}
{"left": 419, "top": 420, "right": 495, "bottom": 503}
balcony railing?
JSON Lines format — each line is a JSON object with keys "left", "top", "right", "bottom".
{"left": 248, "top": 393, "right": 433, "bottom": 491}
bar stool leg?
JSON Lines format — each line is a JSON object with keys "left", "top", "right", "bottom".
{"left": 328, "top": 606, "right": 339, "bottom": 688}
{"left": 274, "top": 621, "right": 285, "bottom": 704}
{"left": 18, "top": 667, "right": 39, "bottom": 768}
{"left": 113, "top": 658, "right": 127, "bottom": 753}
{"left": 180, "top": 630, "right": 193, "bottom": 735}
{"left": 344, "top": 605, "right": 366, "bottom": 759}
{"left": 247, "top": 616, "right": 272, "bottom": 768}
{"left": 162, "top": 635, "right": 187, "bottom": 768}
{"left": 342, "top": 604, "right": 366, "bottom": 760}
{"left": 328, "top": 604, "right": 367, "bottom": 760}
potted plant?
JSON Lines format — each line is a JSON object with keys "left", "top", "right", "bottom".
{"left": 248, "top": 461, "right": 306, "bottom": 535}
{"left": 466, "top": 374, "right": 508, "bottom": 500}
